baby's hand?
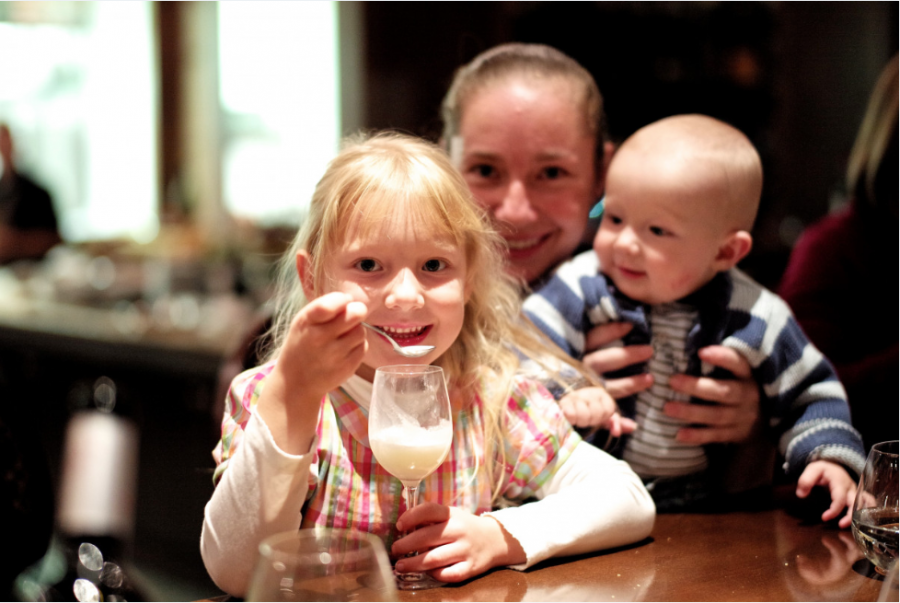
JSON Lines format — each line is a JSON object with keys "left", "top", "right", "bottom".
{"left": 796, "top": 460, "right": 857, "bottom": 528}
{"left": 392, "top": 503, "right": 525, "bottom": 582}
{"left": 558, "top": 387, "right": 636, "bottom": 437}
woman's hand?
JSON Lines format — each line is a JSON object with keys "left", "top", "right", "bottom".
{"left": 583, "top": 324, "right": 761, "bottom": 445}
{"left": 666, "top": 345, "right": 760, "bottom": 444}
{"left": 582, "top": 323, "right": 654, "bottom": 399}
{"left": 393, "top": 503, "right": 525, "bottom": 583}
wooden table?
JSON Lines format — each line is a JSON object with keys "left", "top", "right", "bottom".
{"left": 398, "top": 506, "right": 889, "bottom": 602}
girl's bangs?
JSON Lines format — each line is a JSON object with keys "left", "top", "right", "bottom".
{"left": 338, "top": 182, "right": 466, "bottom": 247}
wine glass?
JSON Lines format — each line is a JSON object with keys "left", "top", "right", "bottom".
{"left": 369, "top": 364, "right": 453, "bottom": 590}
{"left": 851, "top": 440, "right": 899, "bottom": 575}
{"left": 245, "top": 528, "right": 398, "bottom": 602}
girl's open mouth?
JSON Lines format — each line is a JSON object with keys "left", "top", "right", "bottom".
{"left": 374, "top": 325, "right": 432, "bottom": 346}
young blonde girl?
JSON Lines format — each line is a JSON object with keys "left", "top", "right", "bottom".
{"left": 200, "top": 132, "right": 654, "bottom": 597}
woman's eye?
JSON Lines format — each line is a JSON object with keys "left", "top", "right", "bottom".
{"left": 356, "top": 258, "right": 380, "bottom": 272}
{"left": 470, "top": 164, "right": 495, "bottom": 178}
{"left": 422, "top": 259, "right": 447, "bottom": 272}
{"left": 541, "top": 166, "right": 564, "bottom": 179}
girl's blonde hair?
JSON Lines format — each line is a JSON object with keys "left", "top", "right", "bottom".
{"left": 441, "top": 43, "right": 609, "bottom": 168}
{"left": 267, "top": 131, "right": 598, "bottom": 501}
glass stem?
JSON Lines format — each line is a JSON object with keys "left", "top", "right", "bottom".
{"left": 403, "top": 484, "right": 419, "bottom": 516}
{"left": 402, "top": 484, "right": 421, "bottom": 561}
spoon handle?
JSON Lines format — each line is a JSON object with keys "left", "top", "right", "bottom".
{"left": 361, "top": 322, "right": 386, "bottom": 337}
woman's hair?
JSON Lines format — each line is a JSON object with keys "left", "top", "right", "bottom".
{"left": 440, "top": 43, "right": 609, "bottom": 168}
{"left": 266, "top": 131, "right": 597, "bottom": 501}
{"left": 846, "top": 53, "right": 898, "bottom": 208}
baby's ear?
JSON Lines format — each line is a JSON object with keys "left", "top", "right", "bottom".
{"left": 713, "top": 231, "right": 753, "bottom": 271}
{"left": 296, "top": 251, "right": 316, "bottom": 299}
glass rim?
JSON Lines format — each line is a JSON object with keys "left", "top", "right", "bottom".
{"left": 258, "top": 528, "right": 387, "bottom": 563}
{"left": 375, "top": 364, "right": 443, "bottom": 376}
{"left": 871, "top": 440, "right": 899, "bottom": 457}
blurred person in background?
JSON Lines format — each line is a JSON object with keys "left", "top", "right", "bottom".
{"left": 0, "top": 123, "right": 61, "bottom": 264}
{"left": 779, "top": 54, "right": 899, "bottom": 451}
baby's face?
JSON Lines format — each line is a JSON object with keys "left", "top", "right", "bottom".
{"left": 595, "top": 154, "right": 731, "bottom": 305}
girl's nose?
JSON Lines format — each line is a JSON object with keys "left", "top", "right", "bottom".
{"left": 493, "top": 180, "right": 537, "bottom": 224}
{"left": 385, "top": 268, "right": 425, "bottom": 311}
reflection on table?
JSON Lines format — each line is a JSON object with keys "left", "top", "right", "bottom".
{"left": 397, "top": 500, "right": 887, "bottom": 602}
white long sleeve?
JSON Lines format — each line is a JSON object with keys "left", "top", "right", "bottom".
{"left": 200, "top": 413, "right": 314, "bottom": 597}
{"left": 202, "top": 375, "right": 656, "bottom": 597}
{"left": 488, "top": 441, "right": 656, "bottom": 569}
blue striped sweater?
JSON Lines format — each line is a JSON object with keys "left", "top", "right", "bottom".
{"left": 524, "top": 250, "right": 866, "bottom": 479}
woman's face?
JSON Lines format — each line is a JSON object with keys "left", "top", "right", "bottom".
{"left": 455, "top": 79, "right": 603, "bottom": 285}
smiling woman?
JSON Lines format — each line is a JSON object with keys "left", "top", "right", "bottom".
{"left": 441, "top": 44, "right": 609, "bottom": 286}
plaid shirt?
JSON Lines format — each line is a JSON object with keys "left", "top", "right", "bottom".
{"left": 212, "top": 361, "right": 581, "bottom": 547}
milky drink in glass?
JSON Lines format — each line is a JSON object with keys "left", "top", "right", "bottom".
{"left": 370, "top": 422, "right": 452, "bottom": 487}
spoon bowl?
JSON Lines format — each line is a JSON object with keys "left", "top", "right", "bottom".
{"left": 362, "top": 322, "right": 435, "bottom": 358}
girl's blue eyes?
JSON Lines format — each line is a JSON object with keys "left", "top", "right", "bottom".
{"left": 358, "top": 258, "right": 379, "bottom": 272}
{"left": 355, "top": 259, "right": 447, "bottom": 272}
{"left": 423, "top": 259, "right": 446, "bottom": 272}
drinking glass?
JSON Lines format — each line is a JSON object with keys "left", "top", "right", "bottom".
{"left": 851, "top": 440, "right": 899, "bottom": 575}
{"left": 245, "top": 529, "right": 398, "bottom": 602}
{"left": 369, "top": 365, "right": 453, "bottom": 590}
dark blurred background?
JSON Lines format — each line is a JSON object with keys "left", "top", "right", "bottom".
{"left": 0, "top": 2, "right": 896, "bottom": 600}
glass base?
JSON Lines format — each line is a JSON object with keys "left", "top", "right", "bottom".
{"left": 395, "top": 569, "right": 444, "bottom": 591}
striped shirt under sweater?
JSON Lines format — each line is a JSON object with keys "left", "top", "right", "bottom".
{"left": 523, "top": 250, "right": 866, "bottom": 481}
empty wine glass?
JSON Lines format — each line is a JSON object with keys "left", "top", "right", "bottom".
{"left": 369, "top": 365, "right": 453, "bottom": 590}
{"left": 851, "top": 440, "right": 899, "bottom": 575}
{"left": 245, "top": 528, "right": 398, "bottom": 602}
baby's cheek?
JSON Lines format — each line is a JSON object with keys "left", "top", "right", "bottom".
{"left": 665, "top": 269, "right": 706, "bottom": 297}
{"left": 593, "top": 234, "right": 613, "bottom": 263}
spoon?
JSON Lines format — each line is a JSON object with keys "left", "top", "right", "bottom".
{"left": 362, "top": 322, "right": 435, "bottom": 358}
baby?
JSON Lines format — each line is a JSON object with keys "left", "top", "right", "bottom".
{"left": 524, "top": 114, "right": 866, "bottom": 522}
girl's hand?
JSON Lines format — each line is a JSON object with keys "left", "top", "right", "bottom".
{"left": 392, "top": 503, "right": 525, "bottom": 583}
{"left": 558, "top": 387, "right": 637, "bottom": 437}
{"left": 666, "top": 345, "right": 761, "bottom": 444}
{"left": 257, "top": 292, "right": 367, "bottom": 454}
{"left": 582, "top": 323, "right": 654, "bottom": 399}
{"left": 796, "top": 460, "right": 857, "bottom": 528}
{"left": 278, "top": 292, "right": 368, "bottom": 395}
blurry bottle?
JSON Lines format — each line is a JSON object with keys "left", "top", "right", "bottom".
{"left": 14, "top": 381, "right": 152, "bottom": 601}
